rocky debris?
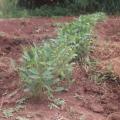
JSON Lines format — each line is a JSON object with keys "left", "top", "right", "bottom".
{"left": 106, "top": 112, "right": 120, "bottom": 120}
{"left": 90, "top": 103, "right": 104, "bottom": 113}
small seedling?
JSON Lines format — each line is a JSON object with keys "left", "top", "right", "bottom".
{"left": 48, "top": 98, "right": 65, "bottom": 109}
{"left": 2, "top": 108, "right": 14, "bottom": 118}
{"left": 2, "top": 105, "right": 25, "bottom": 118}
{"left": 16, "top": 97, "right": 28, "bottom": 105}
{"left": 52, "top": 23, "right": 63, "bottom": 27}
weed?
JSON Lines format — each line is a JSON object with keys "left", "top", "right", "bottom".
{"left": 48, "top": 98, "right": 65, "bottom": 109}
{"left": 16, "top": 97, "right": 28, "bottom": 105}
{"left": 90, "top": 63, "right": 120, "bottom": 84}
{"left": 2, "top": 108, "right": 14, "bottom": 118}
{"left": 97, "top": 70, "right": 120, "bottom": 84}
{"left": 2, "top": 105, "right": 24, "bottom": 118}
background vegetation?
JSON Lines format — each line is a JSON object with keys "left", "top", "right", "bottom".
{"left": 0, "top": 0, "right": 119, "bottom": 18}
{"left": 18, "top": 0, "right": 120, "bottom": 13}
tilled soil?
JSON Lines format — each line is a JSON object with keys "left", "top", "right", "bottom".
{"left": 0, "top": 16, "right": 120, "bottom": 120}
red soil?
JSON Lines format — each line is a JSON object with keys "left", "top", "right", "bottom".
{"left": 0, "top": 16, "right": 120, "bottom": 120}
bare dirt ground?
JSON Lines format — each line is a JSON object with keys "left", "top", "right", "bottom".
{"left": 0, "top": 16, "right": 120, "bottom": 120}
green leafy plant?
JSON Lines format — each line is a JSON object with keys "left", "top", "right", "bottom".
{"left": 19, "top": 13, "right": 106, "bottom": 100}
{"left": 59, "top": 12, "right": 106, "bottom": 65}
{"left": 19, "top": 40, "right": 75, "bottom": 99}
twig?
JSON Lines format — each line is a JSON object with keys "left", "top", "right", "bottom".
{"left": 0, "top": 96, "right": 5, "bottom": 110}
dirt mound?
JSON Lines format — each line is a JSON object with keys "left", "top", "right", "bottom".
{"left": 73, "top": 65, "right": 120, "bottom": 115}
{"left": 69, "top": 16, "right": 120, "bottom": 119}
{"left": 106, "top": 112, "right": 120, "bottom": 120}
{"left": 0, "top": 17, "right": 73, "bottom": 39}
{"left": 96, "top": 16, "right": 120, "bottom": 42}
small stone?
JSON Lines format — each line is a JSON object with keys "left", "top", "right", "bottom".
{"left": 90, "top": 104, "right": 104, "bottom": 113}
{"left": 16, "top": 116, "right": 29, "bottom": 120}
{"left": 106, "top": 112, "right": 120, "bottom": 120}
{"left": 83, "top": 115, "right": 94, "bottom": 120}
{"left": 107, "top": 103, "right": 119, "bottom": 111}
{"left": 26, "top": 114, "right": 33, "bottom": 118}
